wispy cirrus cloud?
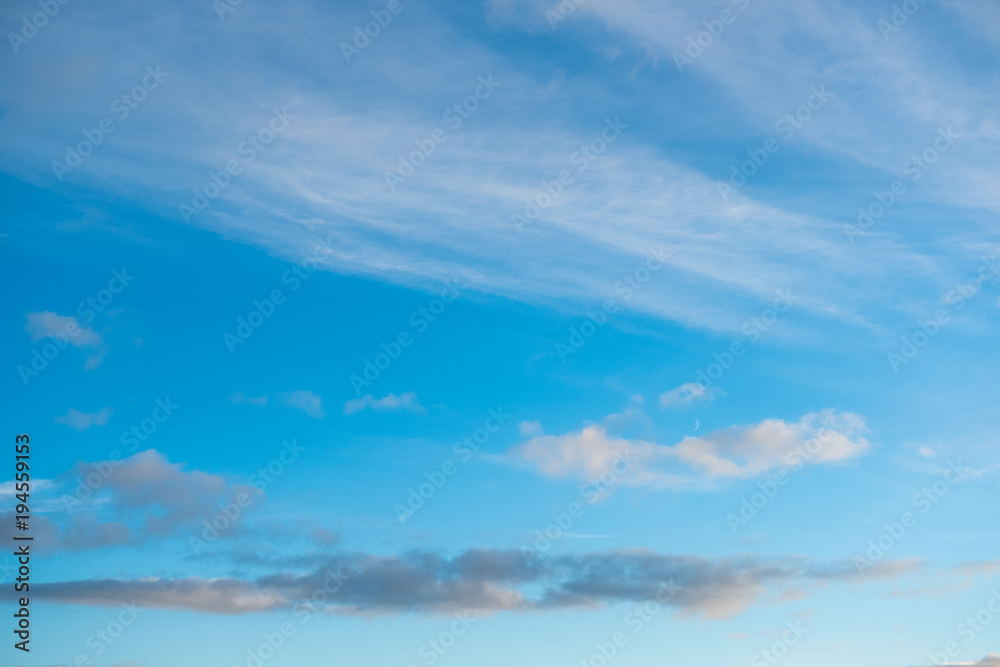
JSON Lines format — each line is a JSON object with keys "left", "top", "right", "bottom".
{"left": 1, "top": 0, "right": 986, "bottom": 345}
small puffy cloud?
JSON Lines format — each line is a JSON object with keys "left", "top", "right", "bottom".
{"left": 281, "top": 390, "right": 326, "bottom": 419}
{"left": 660, "top": 383, "right": 721, "bottom": 409}
{"left": 519, "top": 420, "right": 542, "bottom": 436}
{"left": 231, "top": 392, "right": 268, "bottom": 407}
{"left": 25, "top": 311, "right": 107, "bottom": 368}
{"left": 510, "top": 410, "right": 870, "bottom": 485}
{"left": 44, "top": 449, "right": 259, "bottom": 548}
{"left": 509, "top": 422, "right": 674, "bottom": 491}
{"left": 343, "top": 391, "right": 423, "bottom": 416}
{"left": 231, "top": 391, "right": 325, "bottom": 417}
{"left": 512, "top": 424, "right": 653, "bottom": 480}
{"left": 94, "top": 449, "right": 257, "bottom": 537}
{"left": 917, "top": 446, "right": 937, "bottom": 458}
{"left": 26, "top": 312, "right": 102, "bottom": 346}
{"left": 54, "top": 407, "right": 113, "bottom": 431}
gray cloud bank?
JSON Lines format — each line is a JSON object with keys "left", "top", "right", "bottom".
{"left": 31, "top": 549, "right": 918, "bottom": 619}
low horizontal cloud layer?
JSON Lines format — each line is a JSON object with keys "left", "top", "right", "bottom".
{"left": 30, "top": 549, "right": 918, "bottom": 619}
{"left": 923, "top": 656, "right": 1000, "bottom": 667}
{"left": 511, "top": 410, "right": 870, "bottom": 485}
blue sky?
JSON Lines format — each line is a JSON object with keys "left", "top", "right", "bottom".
{"left": 1, "top": 0, "right": 1000, "bottom": 665}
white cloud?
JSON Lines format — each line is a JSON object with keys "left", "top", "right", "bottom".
{"left": 281, "top": 390, "right": 326, "bottom": 419}
{"left": 510, "top": 423, "right": 666, "bottom": 486}
{"left": 510, "top": 410, "right": 870, "bottom": 485}
{"left": 25, "top": 311, "right": 102, "bottom": 345}
{"left": 343, "top": 392, "right": 424, "bottom": 416}
{"left": 0, "top": 0, "right": 993, "bottom": 365}
{"left": 0, "top": 479, "right": 53, "bottom": 499}
{"left": 671, "top": 410, "right": 870, "bottom": 479}
{"left": 231, "top": 392, "right": 268, "bottom": 407}
{"left": 231, "top": 390, "right": 324, "bottom": 417}
{"left": 0, "top": 1, "right": 955, "bottom": 343}
{"left": 54, "top": 407, "right": 113, "bottom": 431}
{"left": 25, "top": 311, "right": 107, "bottom": 369}
{"left": 917, "top": 446, "right": 937, "bottom": 458}
{"left": 660, "top": 382, "right": 721, "bottom": 409}
{"left": 519, "top": 420, "right": 542, "bottom": 436}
